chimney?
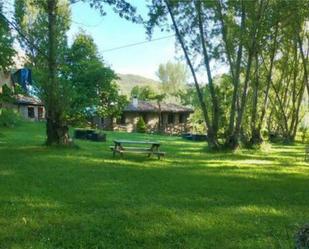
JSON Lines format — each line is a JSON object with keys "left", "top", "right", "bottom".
{"left": 132, "top": 96, "right": 138, "bottom": 108}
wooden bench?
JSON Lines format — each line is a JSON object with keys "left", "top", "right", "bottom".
{"left": 110, "top": 140, "right": 165, "bottom": 159}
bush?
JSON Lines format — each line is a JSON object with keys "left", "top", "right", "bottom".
{"left": 136, "top": 117, "right": 146, "bottom": 133}
{"left": 74, "top": 128, "right": 106, "bottom": 142}
{"left": 0, "top": 109, "right": 23, "bottom": 128}
{"left": 295, "top": 223, "right": 309, "bottom": 249}
{"left": 299, "top": 127, "right": 308, "bottom": 143}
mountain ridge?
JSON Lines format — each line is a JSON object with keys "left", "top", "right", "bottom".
{"left": 116, "top": 73, "right": 160, "bottom": 96}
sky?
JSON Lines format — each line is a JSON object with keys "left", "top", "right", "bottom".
{"left": 3, "top": 0, "right": 226, "bottom": 82}
{"left": 67, "top": 1, "right": 177, "bottom": 80}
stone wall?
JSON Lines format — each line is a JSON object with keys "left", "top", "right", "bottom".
{"left": 18, "top": 105, "right": 45, "bottom": 121}
{"left": 93, "top": 112, "right": 191, "bottom": 134}
{"left": 2, "top": 103, "right": 45, "bottom": 121}
{"left": 111, "top": 112, "right": 191, "bottom": 134}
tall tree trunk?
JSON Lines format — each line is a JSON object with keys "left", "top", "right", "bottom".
{"left": 298, "top": 33, "right": 309, "bottom": 98}
{"left": 292, "top": 82, "right": 306, "bottom": 139}
{"left": 165, "top": 0, "right": 219, "bottom": 149}
{"left": 288, "top": 40, "right": 299, "bottom": 140}
{"left": 217, "top": 0, "right": 245, "bottom": 148}
{"left": 233, "top": 0, "right": 264, "bottom": 148}
{"left": 196, "top": 0, "right": 219, "bottom": 135}
{"left": 233, "top": 46, "right": 254, "bottom": 144}
{"left": 46, "top": 0, "right": 69, "bottom": 145}
{"left": 270, "top": 78, "right": 290, "bottom": 135}
{"left": 250, "top": 52, "right": 261, "bottom": 145}
{"left": 158, "top": 101, "right": 162, "bottom": 132}
{"left": 257, "top": 23, "right": 279, "bottom": 135}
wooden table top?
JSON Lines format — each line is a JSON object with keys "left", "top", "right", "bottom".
{"left": 113, "top": 140, "right": 160, "bottom": 145}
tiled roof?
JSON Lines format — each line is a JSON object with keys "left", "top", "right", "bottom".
{"left": 124, "top": 100, "right": 193, "bottom": 113}
{"left": 15, "top": 94, "right": 43, "bottom": 106}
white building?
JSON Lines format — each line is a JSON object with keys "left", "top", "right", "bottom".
{"left": 0, "top": 70, "right": 45, "bottom": 121}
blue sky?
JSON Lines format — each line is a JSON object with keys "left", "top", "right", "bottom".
{"left": 3, "top": 0, "right": 225, "bottom": 82}
{"left": 68, "top": 1, "right": 177, "bottom": 80}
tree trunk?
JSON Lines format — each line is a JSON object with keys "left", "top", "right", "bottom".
{"left": 232, "top": 0, "right": 264, "bottom": 148}
{"left": 257, "top": 23, "right": 279, "bottom": 136}
{"left": 45, "top": 0, "right": 69, "bottom": 145}
{"left": 165, "top": 0, "right": 219, "bottom": 149}
{"left": 196, "top": 1, "right": 219, "bottom": 135}
{"left": 250, "top": 52, "right": 262, "bottom": 145}
{"left": 158, "top": 101, "right": 162, "bottom": 132}
{"left": 298, "top": 33, "right": 309, "bottom": 98}
{"left": 220, "top": 0, "right": 246, "bottom": 148}
{"left": 288, "top": 40, "right": 299, "bottom": 140}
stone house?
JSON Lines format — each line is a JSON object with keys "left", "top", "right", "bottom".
{"left": 13, "top": 94, "right": 45, "bottom": 121}
{"left": 94, "top": 98, "right": 193, "bottom": 134}
{"left": 0, "top": 69, "right": 45, "bottom": 121}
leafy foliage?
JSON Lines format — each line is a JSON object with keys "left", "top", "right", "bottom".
{"left": 156, "top": 61, "right": 187, "bottom": 102}
{"left": 13, "top": 0, "right": 140, "bottom": 145}
{"left": 0, "top": 1, "right": 15, "bottom": 71}
{"left": 0, "top": 109, "right": 23, "bottom": 127}
{"left": 130, "top": 85, "right": 157, "bottom": 101}
{"left": 136, "top": 116, "right": 146, "bottom": 133}
{"left": 97, "top": 82, "right": 128, "bottom": 120}
{"left": 65, "top": 31, "right": 125, "bottom": 124}
{"left": 0, "top": 85, "right": 15, "bottom": 105}
{"left": 147, "top": 0, "right": 309, "bottom": 149}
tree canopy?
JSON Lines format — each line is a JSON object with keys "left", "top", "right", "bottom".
{"left": 0, "top": 1, "right": 15, "bottom": 71}
{"left": 10, "top": 0, "right": 140, "bottom": 145}
{"left": 0, "top": 0, "right": 308, "bottom": 149}
{"left": 147, "top": 0, "right": 309, "bottom": 149}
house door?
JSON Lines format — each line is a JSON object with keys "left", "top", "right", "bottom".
{"left": 38, "top": 107, "right": 44, "bottom": 120}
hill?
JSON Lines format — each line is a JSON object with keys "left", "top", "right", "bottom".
{"left": 116, "top": 73, "right": 160, "bottom": 96}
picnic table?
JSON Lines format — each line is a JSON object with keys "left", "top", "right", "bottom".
{"left": 110, "top": 140, "right": 165, "bottom": 159}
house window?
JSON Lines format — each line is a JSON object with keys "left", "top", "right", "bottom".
{"left": 116, "top": 114, "right": 126, "bottom": 125}
{"left": 167, "top": 113, "right": 174, "bottom": 124}
{"left": 28, "top": 107, "right": 35, "bottom": 118}
{"left": 179, "top": 114, "right": 187, "bottom": 123}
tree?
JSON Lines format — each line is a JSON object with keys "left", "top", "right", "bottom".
{"left": 0, "top": 1, "right": 15, "bottom": 71}
{"left": 165, "top": 1, "right": 219, "bottom": 149}
{"left": 147, "top": 0, "right": 234, "bottom": 149}
{"left": 136, "top": 116, "right": 146, "bottom": 133}
{"left": 0, "top": 85, "right": 14, "bottom": 106}
{"left": 14, "top": 0, "right": 72, "bottom": 144}
{"left": 130, "top": 85, "right": 157, "bottom": 100}
{"left": 97, "top": 82, "right": 128, "bottom": 129}
{"left": 152, "top": 93, "right": 166, "bottom": 132}
{"left": 147, "top": 0, "right": 309, "bottom": 149}
{"left": 66, "top": 31, "right": 120, "bottom": 124}
{"left": 156, "top": 61, "right": 187, "bottom": 100}
{"left": 13, "top": 0, "right": 140, "bottom": 145}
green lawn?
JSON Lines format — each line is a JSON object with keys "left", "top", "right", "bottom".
{"left": 0, "top": 122, "right": 308, "bottom": 249}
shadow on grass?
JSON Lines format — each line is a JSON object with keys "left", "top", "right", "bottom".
{"left": 1, "top": 161, "right": 306, "bottom": 249}
{"left": 0, "top": 124, "right": 308, "bottom": 249}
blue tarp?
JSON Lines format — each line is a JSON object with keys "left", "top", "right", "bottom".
{"left": 11, "top": 68, "right": 32, "bottom": 91}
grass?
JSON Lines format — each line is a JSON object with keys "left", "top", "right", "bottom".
{"left": 0, "top": 122, "right": 308, "bottom": 249}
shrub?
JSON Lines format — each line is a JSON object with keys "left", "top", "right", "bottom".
{"left": 136, "top": 117, "right": 146, "bottom": 133}
{"left": 295, "top": 224, "right": 309, "bottom": 249}
{"left": 299, "top": 127, "right": 308, "bottom": 143}
{"left": 0, "top": 109, "right": 23, "bottom": 128}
